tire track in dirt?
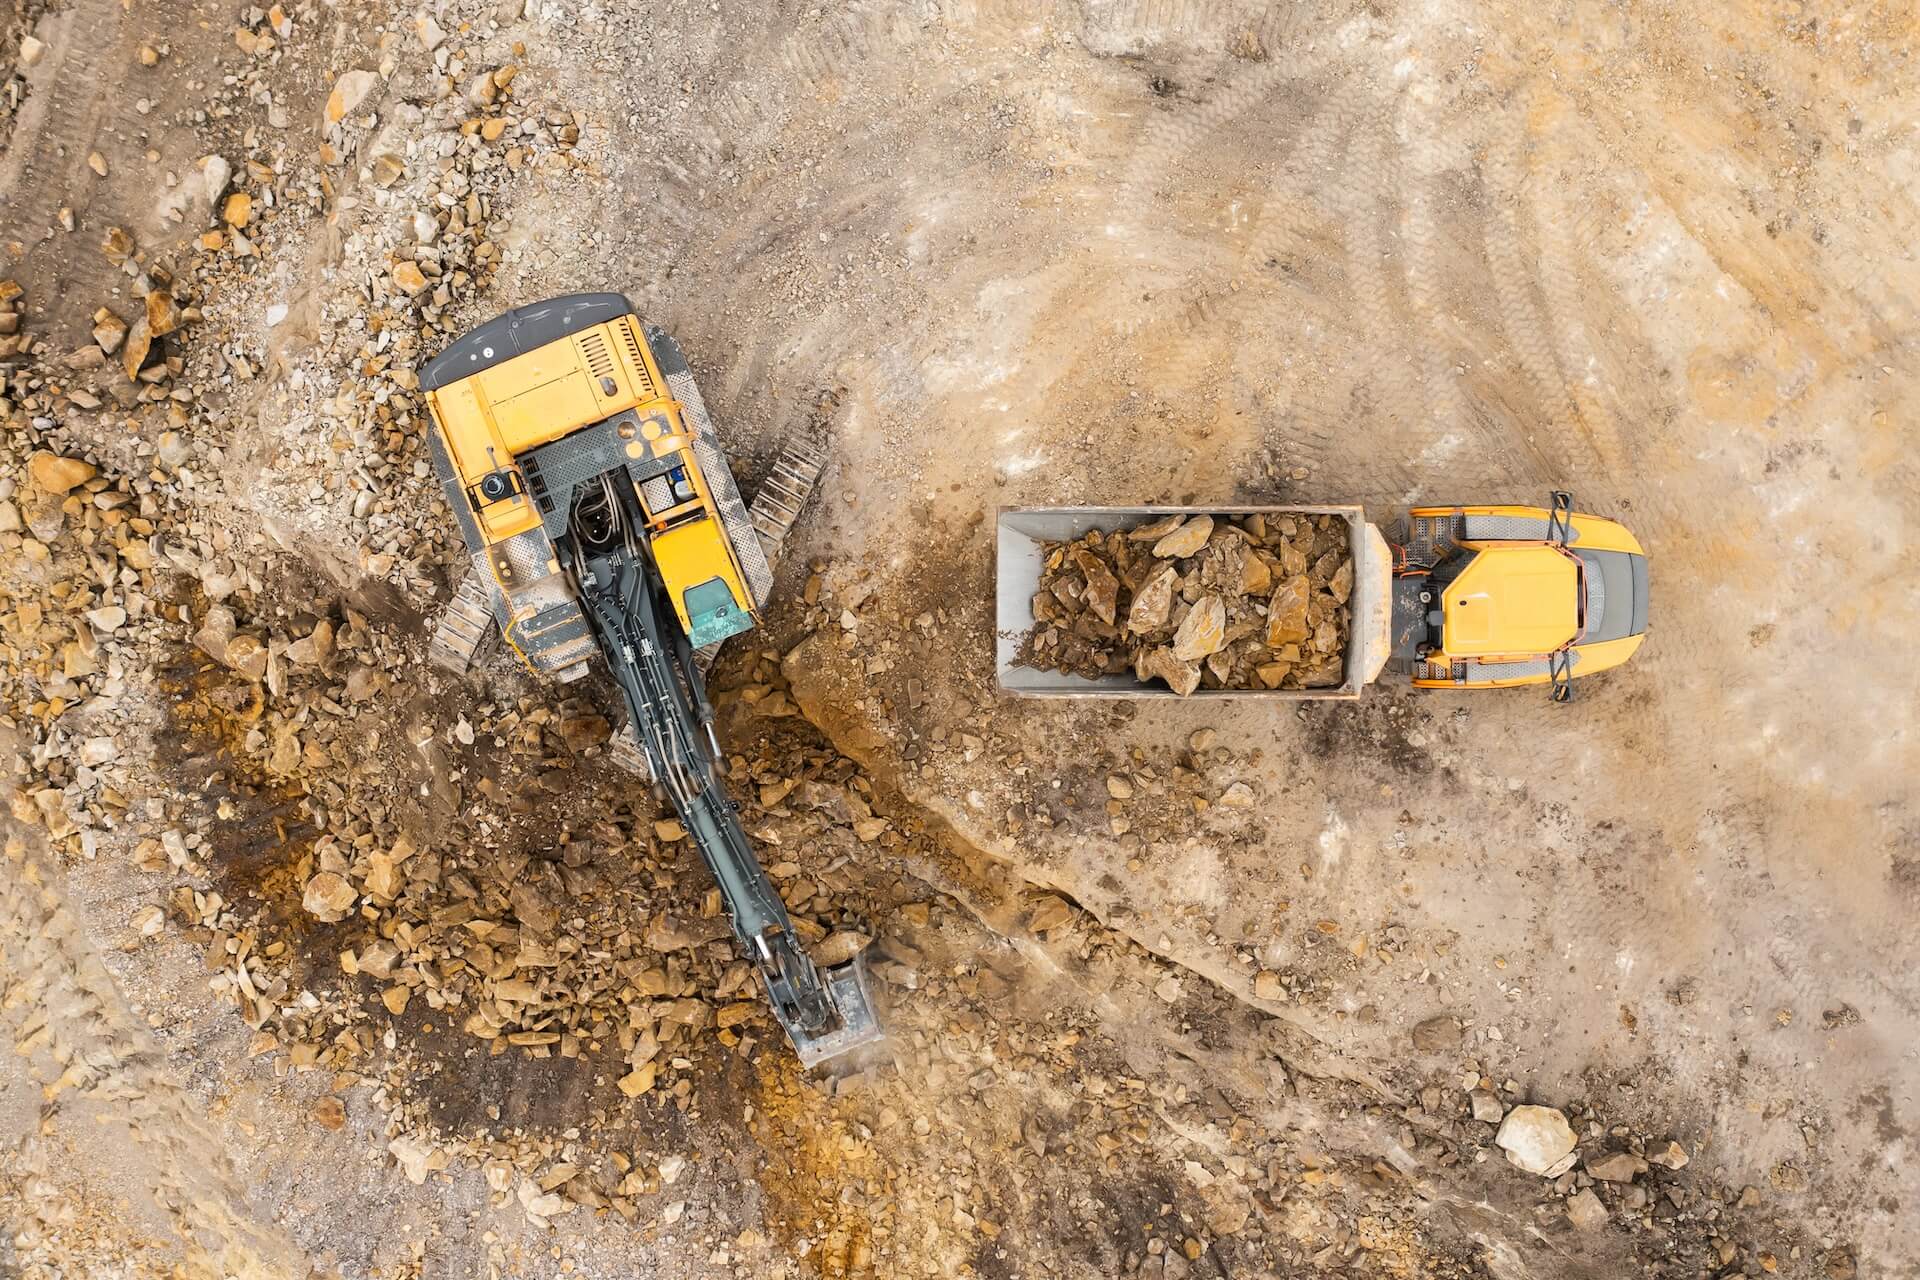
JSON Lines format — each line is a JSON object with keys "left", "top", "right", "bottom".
{"left": 1522, "top": 101, "right": 1627, "bottom": 478}
{"left": 0, "top": 0, "right": 125, "bottom": 294}
{"left": 1479, "top": 97, "right": 1593, "bottom": 484}
{"left": 1106, "top": 66, "right": 1371, "bottom": 491}
{"left": 0, "top": 829, "right": 318, "bottom": 1280}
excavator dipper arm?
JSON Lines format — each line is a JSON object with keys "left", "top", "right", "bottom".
{"left": 566, "top": 479, "right": 881, "bottom": 1065}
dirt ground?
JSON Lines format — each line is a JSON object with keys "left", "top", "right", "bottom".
{"left": 0, "top": 1, "right": 1914, "bottom": 1278}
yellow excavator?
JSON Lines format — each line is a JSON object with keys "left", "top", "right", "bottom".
{"left": 418, "top": 293, "right": 880, "bottom": 1067}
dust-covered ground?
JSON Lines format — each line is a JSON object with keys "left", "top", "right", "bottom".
{"left": 0, "top": 1, "right": 1914, "bottom": 1278}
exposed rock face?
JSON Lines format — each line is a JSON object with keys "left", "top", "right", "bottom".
{"left": 1020, "top": 514, "right": 1353, "bottom": 694}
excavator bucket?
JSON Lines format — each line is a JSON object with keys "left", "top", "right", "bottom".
{"left": 786, "top": 958, "right": 885, "bottom": 1069}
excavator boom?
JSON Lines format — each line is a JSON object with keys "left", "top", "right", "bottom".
{"left": 567, "top": 479, "right": 880, "bottom": 1063}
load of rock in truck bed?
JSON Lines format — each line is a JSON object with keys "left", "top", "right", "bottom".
{"left": 1018, "top": 513, "right": 1354, "bottom": 694}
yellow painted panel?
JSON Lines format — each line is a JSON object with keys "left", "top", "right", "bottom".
{"left": 649, "top": 517, "right": 753, "bottom": 636}
{"left": 1439, "top": 546, "right": 1577, "bottom": 658}
{"left": 429, "top": 378, "right": 502, "bottom": 480}
{"left": 477, "top": 496, "right": 539, "bottom": 542}
{"left": 1568, "top": 633, "right": 1645, "bottom": 676}
{"left": 490, "top": 367, "right": 604, "bottom": 454}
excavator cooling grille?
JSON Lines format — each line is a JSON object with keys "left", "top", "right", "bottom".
{"left": 579, "top": 331, "right": 616, "bottom": 382}
{"left": 619, "top": 322, "right": 655, "bottom": 399}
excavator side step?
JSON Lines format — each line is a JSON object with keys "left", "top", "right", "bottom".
{"left": 428, "top": 562, "right": 499, "bottom": 675}
{"left": 1405, "top": 513, "right": 1464, "bottom": 567}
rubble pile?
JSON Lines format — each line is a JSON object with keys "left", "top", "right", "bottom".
{"left": 1021, "top": 513, "right": 1353, "bottom": 694}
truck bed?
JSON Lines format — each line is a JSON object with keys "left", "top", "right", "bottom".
{"left": 994, "top": 505, "right": 1392, "bottom": 700}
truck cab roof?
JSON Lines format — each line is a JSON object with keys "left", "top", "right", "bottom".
{"left": 1440, "top": 545, "right": 1579, "bottom": 658}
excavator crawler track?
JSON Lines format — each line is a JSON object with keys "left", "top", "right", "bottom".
{"left": 428, "top": 561, "right": 500, "bottom": 675}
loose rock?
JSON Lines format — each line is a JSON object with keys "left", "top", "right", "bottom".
{"left": 1495, "top": 1105, "right": 1577, "bottom": 1175}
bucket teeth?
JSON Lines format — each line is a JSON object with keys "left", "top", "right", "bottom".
{"left": 428, "top": 566, "right": 499, "bottom": 675}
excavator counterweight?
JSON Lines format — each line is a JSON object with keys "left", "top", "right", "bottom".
{"left": 419, "top": 293, "right": 881, "bottom": 1067}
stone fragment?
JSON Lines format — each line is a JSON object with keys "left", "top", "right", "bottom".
{"left": 813, "top": 930, "right": 870, "bottom": 967}
{"left": 1128, "top": 513, "right": 1186, "bottom": 542}
{"left": 618, "top": 1062, "right": 658, "bottom": 1097}
{"left": 1217, "top": 782, "right": 1254, "bottom": 807}
{"left": 1265, "top": 577, "right": 1310, "bottom": 646}
{"left": 1152, "top": 515, "right": 1214, "bottom": 559}
{"left": 382, "top": 986, "right": 411, "bottom": 1015}
{"left": 393, "top": 261, "right": 428, "bottom": 295}
{"left": 120, "top": 316, "right": 153, "bottom": 379}
{"left": 302, "top": 872, "right": 357, "bottom": 923}
{"left": 1072, "top": 549, "right": 1118, "bottom": 625}
{"left": 1138, "top": 647, "right": 1202, "bottom": 696}
{"left": 222, "top": 192, "right": 252, "bottom": 227}
{"left": 1495, "top": 1105, "right": 1577, "bottom": 1176}
{"left": 414, "top": 15, "right": 446, "bottom": 49}
{"left": 1470, "top": 1090, "right": 1505, "bottom": 1123}
{"left": 28, "top": 452, "right": 96, "bottom": 494}
{"left": 1411, "top": 1014, "right": 1463, "bottom": 1052}
{"left": 1126, "top": 563, "right": 1177, "bottom": 634}
{"left": 1026, "top": 895, "right": 1073, "bottom": 933}
{"left": 1170, "top": 596, "right": 1225, "bottom": 662}
{"left": 326, "top": 68, "right": 379, "bottom": 123}
{"left": 1252, "top": 970, "right": 1282, "bottom": 1000}
{"left": 1586, "top": 1151, "right": 1647, "bottom": 1183}
{"left": 312, "top": 1097, "right": 347, "bottom": 1131}
{"left": 517, "top": 1178, "right": 572, "bottom": 1220}
{"left": 92, "top": 311, "right": 127, "bottom": 354}
{"left": 387, "top": 1134, "right": 444, "bottom": 1184}
{"left": 1646, "top": 1140, "right": 1689, "bottom": 1170}
{"left": 510, "top": 883, "right": 557, "bottom": 935}
{"left": 145, "top": 289, "right": 183, "bottom": 337}
{"left": 200, "top": 154, "right": 231, "bottom": 200}
{"left": 222, "top": 634, "right": 268, "bottom": 680}
{"left": 1565, "top": 1188, "right": 1608, "bottom": 1231}
{"left": 19, "top": 35, "right": 45, "bottom": 67}
{"left": 1106, "top": 774, "right": 1133, "bottom": 800}
{"left": 1253, "top": 661, "right": 1291, "bottom": 689}
{"left": 1240, "top": 552, "right": 1272, "bottom": 596}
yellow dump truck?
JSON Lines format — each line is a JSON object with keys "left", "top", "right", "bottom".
{"left": 997, "top": 493, "right": 1648, "bottom": 701}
